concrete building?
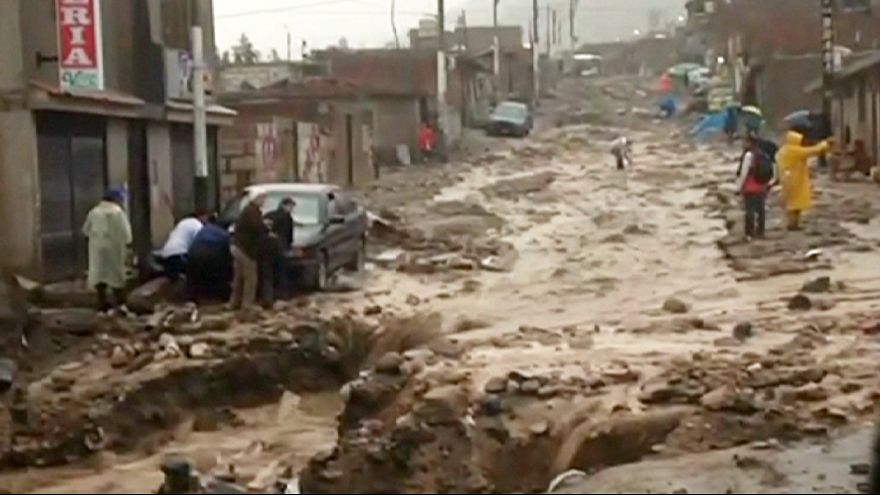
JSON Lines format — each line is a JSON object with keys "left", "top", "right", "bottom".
{"left": 819, "top": 52, "right": 880, "bottom": 165}
{"left": 219, "top": 78, "right": 387, "bottom": 194}
{"left": 0, "top": 0, "right": 234, "bottom": 281}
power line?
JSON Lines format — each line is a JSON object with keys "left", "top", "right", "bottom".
{"left": 216, "top": 0, "right": 366, "bottom": 19}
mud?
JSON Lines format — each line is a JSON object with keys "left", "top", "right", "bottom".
{"left": 7, "top": 76, "right": 880, "bottom": 494}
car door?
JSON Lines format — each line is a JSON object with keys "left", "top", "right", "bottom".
{"left": 323, "top": 190, "right": 351, "bottom": 271}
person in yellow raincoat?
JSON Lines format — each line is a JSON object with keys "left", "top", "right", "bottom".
{"left": 776, "top": 131, "right": 829, "bottom": 230}
{"left": 82, "top": 188, "right": 132, "bottom": 312}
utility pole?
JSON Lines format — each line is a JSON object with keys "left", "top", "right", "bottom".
{"left": 821, "top": 0, "right": 834, "bottom": 133}
{"left": 532, "top": 0, "right": 539, "bottom": 105}
{"left": 437, "top": 0, "right": 448, "bottom": 150}
{"left": 546, "top": 5, "right": 551, "bottom": 56}
{"left": 569, "top": 0, "right": 577, "bottom": 49}
{"left": 191, "top": 25, "right": 209, "bottom": 211}
{"left": 493, "top": 0, "right": 500, "bottom": 80}
{"left": 391, "top": 0, "right": 400, "bottom": 49}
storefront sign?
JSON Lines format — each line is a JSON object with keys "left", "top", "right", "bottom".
{"left": 56, "top": 0, "right": 104, "bottom": 91}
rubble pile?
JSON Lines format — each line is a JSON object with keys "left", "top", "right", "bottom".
{"left": 3, "top": 308, "right": 379, "bottom": 468}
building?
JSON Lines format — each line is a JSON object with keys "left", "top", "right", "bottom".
{"left": 819, "top": 52, "right": 880, "bottom": 165}
{"left": 0, "top": 0, "right": 234, "bottom": 281}
{"left": 219, "top": 78, "right": 394, "bottom": 195}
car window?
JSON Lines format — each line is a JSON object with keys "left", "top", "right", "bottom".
{"left": 493, "top": 103, "right": 528, "bottom": 120}
{"left": 264, "top": 192, "right": 322, "bottom": 225}
{"left": 329, "top": 192, "right": 356, "bottom": 216}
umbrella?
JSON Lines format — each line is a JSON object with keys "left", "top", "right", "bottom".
{"left": 741, "top": 105, "right": 763, "bottom": 117}
{"left": 666, "top": 63, "right": 704, "bottom": 77}
{"left": 783, "top": 110, "right": 812, "bottom": 128}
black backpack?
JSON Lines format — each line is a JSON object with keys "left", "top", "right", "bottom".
{"left": 738, "top": 139, "right": 777, "bottom": 184}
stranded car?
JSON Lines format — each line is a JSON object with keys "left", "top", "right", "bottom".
{"left": 486, "top": 101, "right": 533, "bottom": 137}
{"left": 220, "top": 183, "right": 368, "bottom": 291}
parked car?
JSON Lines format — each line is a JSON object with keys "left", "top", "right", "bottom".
{"left": 486, "top": 101, "right": 533, "bottom": 137}
{"left": 220, "top": 183, "right": 368, "bottom": 291}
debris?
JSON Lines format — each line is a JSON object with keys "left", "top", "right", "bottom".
{"left": 662, "top": 297, "right": 690, "bottom": 314}
{"left": 733, "top": 322, "right": 753, "bottom": 342}
{"left": 521, "top": 379, "right": 541, "bottom": 394}
{"left": 110, "top": 346, "right": 129, "bottom": 368}
{"left": 484, "top": 377, "right": 508, "bottom": 394}
{"left": 188, "top": 342, "right": 211, "bottom": 359}
{"left": 0, "top": 359, "right": 16, "bottom": 391}
{"left": 803, "top": 249, "right": 824, "bottom": 261}
{"left": 158, "top": 333, "right": 183, "bottom": 357}
{"left": 788, "top": 294, "right": 812, "bottom": 311}
{"left": 547, "top": 470, "right": 588, "bottom": 493}
{"left": 851, "top": 463, "right": 871, "bottom": 475}
{"left": 375, "top": 352, "right": 405, "bottom": 375}
{"left": 529, "top": 421, "right": 550, "bottom": 436}
{"left": 801, "top": 276, "right": 832, "bottom": 293}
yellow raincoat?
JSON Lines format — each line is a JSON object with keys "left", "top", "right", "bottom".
{"left": 776, "top": 131, "right": 828, "bottom": 213}
{"left": 82, "top": 201, "right": 132, "bottom": 289}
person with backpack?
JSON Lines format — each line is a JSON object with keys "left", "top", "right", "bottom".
{"left": 736, "top": 134, "right": 776, "bottom": 239}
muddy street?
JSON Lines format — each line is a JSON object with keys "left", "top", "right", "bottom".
{"left": 3, "top": 78, "right": 880, "bottom": 493}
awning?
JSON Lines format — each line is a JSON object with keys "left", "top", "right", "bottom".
{"left": 166, "top": 100, "right": 238, "bottom": 126}
{"left": 28, "top": 79, "right": 146, "bottom": 118}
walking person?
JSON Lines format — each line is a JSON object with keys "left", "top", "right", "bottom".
{"left": 777, "top": 131, "right": 829, "bottom": 231}
{"left": 229, "top": 193, "right": 268, "bottom": 310}
{"left": 611, "top": 136, "right": 632, "bottom": 170}
{"left": 82, "top": 188, "right": 132, "bottom": 313}
{"left": 264, "top": 198, "right": 296, "bottom": 299}
{"left": 736, "top": 134, "right": 776, "bottom": 239}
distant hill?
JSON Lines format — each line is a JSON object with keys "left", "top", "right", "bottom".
{"left": 455, "top": 0, "right": 686, "bottom": 45}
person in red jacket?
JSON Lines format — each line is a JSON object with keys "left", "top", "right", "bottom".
{"left": 736, "top": 134, "right": 776, "bottom": 239}
{"left": 419, "top": 122, "right": 438, "bottom": 160}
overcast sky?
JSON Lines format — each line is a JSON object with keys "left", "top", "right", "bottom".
{"left": 214, "top": 0, "right": 684, "bottom": 57}
{"left": 214, "top": 0, "right": 465, "bottom": 57}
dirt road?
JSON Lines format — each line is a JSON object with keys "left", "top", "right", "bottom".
{"left": 4, "top": 78, "right": 880, "bottom": 493}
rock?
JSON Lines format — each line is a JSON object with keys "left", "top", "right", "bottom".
{"left": 364, "top": 305, "right": 383, "bottom": 316}
{"left": 602, "top": 365, "right": 640, "bottom": 384}
{"left": 126, "top": 278, "right": 172, "bottom": 315}
{"left": 415, "top": 385, "right": 469, "bottom": 425}
{"left": 732, "top": 322, "right": 753, "bottom": 341}
{"left": 110, "top": 346, "right": 129, "bottom": 368}
{"left": 662, "top": 297, "right": 690, "bottom": 314}
{"left": 277, "top": 391, "right": 302, "bottom": 423}
{"left": 50, "top": 372, "right": 75, "bottom": 392}
{"left": 0, "top": 359, "right": 17, "bottom": 391}
{"left": 640, "top": 378, "right": 704, "bottom": 405}
{"left": 530, "top": 421, "right": 550, "bottom": 436}
{"left": 38, "top": 308, "right": 99, "bottom": 336}
{"left": 158, "top": 333, "right": 182, "bottom": 356}
{"left": 481, "top": 395, "right": 505, "bottom": 416}
{"left": 851, "top": 463, "right": 871, "bottom": 475}
{"left": 453, "top": 317, "right": 490, "bottom": 333}
{"left": 793, "top": 383, "right": 830, "bottom": 402}
{"left": 375, "top": 352, "right": 405, "bottom": 375}
{"left": 188, "top": 342, "right": 211, "bottom": 359}
{"left": 788, "top": 294, "right": 812, "bottom": 311}
{"left": 521, "top": 379, "right": 541, "bottom": 394}
{"left": 700, "top": 386, "right": 756, "bottom": 414}
{"left": 405, "top": 294, "right": 421, "bottom": 306}
{"left": 714, "top": 336, "right": 742, "bottom": 347}
{"left": 484, "top": 377, "right": 508, "bottom": 394}
{"left": 814, "top": 298, "right": 836, "bottom": 311}
{"left": 201, "top": 315, "right": 231, "bottom": 332}
{"left": 802, "top": 276, "right": 832, "bottom": 293}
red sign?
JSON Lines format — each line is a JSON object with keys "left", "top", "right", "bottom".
{"left": 56, "top": 0, "right": 104, "bottom": 90}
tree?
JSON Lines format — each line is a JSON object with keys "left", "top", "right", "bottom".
{"left": 232, "top": 34, "right": 260, "bottom": 64}
{"left": 270, "top": 48, "right": 281, "bottom": 62}
{"left": 338, "top": 37, "right": 349, "bottom": 49}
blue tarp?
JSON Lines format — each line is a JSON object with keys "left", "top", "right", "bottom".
{"left": 690, "top": 110, "right": 729, "bottom": 140}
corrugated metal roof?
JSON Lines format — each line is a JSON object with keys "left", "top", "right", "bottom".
{"left": 29, "top": 80, "right": 145, "bottom": 106}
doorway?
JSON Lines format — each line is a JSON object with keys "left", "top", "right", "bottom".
{"left": 36, "top": 112, "right": 107, "bottom": 280}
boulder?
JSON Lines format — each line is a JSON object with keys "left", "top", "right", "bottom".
{"left": 788, "top": 294, "right": 812, "bottom": 311}
{"left": 188, "top": 342, "right": 211, "bottom": 359}
{"left": 521, "top": 379, "right": 542, "bottom": 394}
{"left": 414, "top": 385, "right": 469, "bottom": 425}
{"left": 375, "top": 352, "right": 405, "bottom": 375}
{"left": 110, "top": 346, "right": 129, "bottom": 368}
{"left": 732, "top": 322, "right": 753, "bottom": 342}
{"left": 662, "top": 297, "right": 690, "bottom": 314}
{"left": 484, "top": 377, "right": 508, "bottom": 394}
{"left": 801, "top": 276, "right": 832, "bottom": 294}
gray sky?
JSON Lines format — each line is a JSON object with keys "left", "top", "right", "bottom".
{"left": 214, "top": 0, "right": 465, "bottom": 56}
